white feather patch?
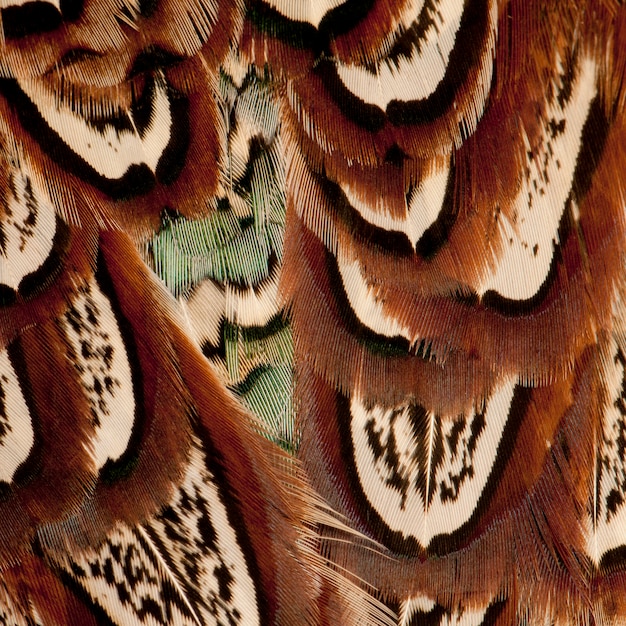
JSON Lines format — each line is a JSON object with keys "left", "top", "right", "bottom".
{"left": 399, "top": 594, "right": 437, "bottom": 624}
{"left": 18, "top": 76, "right": 172, "bottom": 180}
{"left": 335, "top": 0, "right": 465, "bottom": 107}
{"left": 337, "top": 254, "right": 412, "bottom": 341}
{"left": 224, "top": 274, "right": 281, "bottom": 327}
{"left": 341, "top": 160, "right": 450, "bottom": 248}
{"left": 479, "top": 56, "right": 596, "bottom": 300}
{"left": 49, "top": 523, "right": 200, "bottom": 626}
{"left": 229, "top": 121, "right": 257, "bottom": 184}
{"left": 0, "top": 582, "right": 42, "bottom": 626}
{"left": 0, "top": 348, "right": 34, "bottom": 484}
{"left": 62, "top": 280, "right": 135, "bottom": 472}
{"left": 148, "top": 438, "right": 261, "bottom": 626}
{"left": 182, "top": 280, "right": 226, "bottom": 348}
{"left": 0, "top": 169, "right": 57, "bottom": 291}
{"left": 350, "top": 379, "right": 516, "bottom": 548}
{"left": 586, "top": 336, "right": 626, "bottom": 565}
{"left": 400, "top": 595, "right": 492, "bottom": 626}
{"left": 184, "top": 272, "right": 281, "bottom": 347}
{"left": 0, "top": 0, "right": 59, "bottom": 7}
{"left": 261, "top": 0, "right": 347, "bottom": 27}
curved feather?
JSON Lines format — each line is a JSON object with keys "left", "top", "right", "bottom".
{"left": 243, "top": 0, "right": 626, "bottom": 623}
{"left": 2, "top": 0, "right": 626, "bottom": 625}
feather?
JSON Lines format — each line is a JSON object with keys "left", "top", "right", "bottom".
{"left": 244, "top": 0, "right": 626, "bottom": 623}
{"left": 0, "top": 2, "right": 390, "bottom": 624}
{"left": 0, "top": 0, "right": 626, "bottom": 625}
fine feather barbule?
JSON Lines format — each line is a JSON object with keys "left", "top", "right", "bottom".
{"left": 1, "top": 0, "right": 626, "bottom": 625}
{"left": 0, "top": 2, "right": 395, "bottom": 624}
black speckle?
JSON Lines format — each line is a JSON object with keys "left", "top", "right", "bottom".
{"left": 214, "top": 563, "right": 234, "bottom": 603}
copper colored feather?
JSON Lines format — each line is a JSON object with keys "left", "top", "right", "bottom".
{"left": 245, "top": 0, "right": 626, "bottom": 623}
{"left": 0, "top": 0, "right": 625, "bottom": 625}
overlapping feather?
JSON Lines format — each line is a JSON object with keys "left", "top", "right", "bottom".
{"left": 0, "top": 1, "right": 393, "bottom": 624}
{"left": 0, "top": 0, "right": 626, "bottom": 625}
{"left": 242, "top": 0, "right": 626, "bottom": 623}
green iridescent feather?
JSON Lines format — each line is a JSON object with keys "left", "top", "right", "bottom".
{"left": 149, "top": 61, "right": 295, "bottom": 452}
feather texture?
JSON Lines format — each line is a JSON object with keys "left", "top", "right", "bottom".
{"left": 0, "top": 0, "right": 625, "bottom": 624}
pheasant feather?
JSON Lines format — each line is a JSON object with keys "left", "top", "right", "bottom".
{"left": 0, "top": 1, "right": 625, "bottom": 625}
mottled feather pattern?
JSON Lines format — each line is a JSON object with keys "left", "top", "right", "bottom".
{"left": 0, "top": 0, "right": 624, "bottom": 625}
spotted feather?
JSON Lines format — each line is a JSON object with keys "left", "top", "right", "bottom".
{"left": 1, "top": 0, "right": 626, "bottom": 625}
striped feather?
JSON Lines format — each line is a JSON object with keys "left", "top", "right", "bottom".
{"left": 1, "top": 0, "right": 626, "bottom": 625}
{"left": 244, "top": 0, "right": 626, "bottom": 622}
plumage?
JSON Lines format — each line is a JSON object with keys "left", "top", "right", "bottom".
{"left": 0, "top": 0, "right": 625, "bottom": 624}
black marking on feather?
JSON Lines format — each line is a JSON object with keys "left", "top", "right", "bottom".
{"left": 192, "top": 432, "right": 267, "bottom": 623}
{"left": 314, "top": 0, "right": 491, "bottom": 131}
{"left": 316, "top": 0, "right": 376, "bottom": 40}
{"left": 599, "top": 545, "right": 626, "bottom": 574}
{"left": 0, "top": 174, "right": 37, "bottom": 257}
{"left": 1, "top": 0, "right": 83, "bottom": 39}
{"left": 160, "top": 206, "right": 183, "bottom": 224}
{"left": 48, "top": 529, "right": 196, "bottom": 625}
{"left": 325, "top": 250, "right": 412, "bottom": 357}
{"left": 0, "top": 283, "right": 17, "bottom": 307}
{"left": 603, "top": 348, "right": 626, "bottom": 524}
{"left": 0, "top": 209, "right": 70, "bottom": 307}
{"left": 386, "top": 0, "right": 440, "bottom": 65}
{"left": 316, "top": 158, "right": 455, "bottom": 263}
{"left": 233, "top": 364, "right": 275, "bottom": 397}
{"left": 249, "top": 0, "right": 375, "bottom": 53}
{"left": 236, "top": 310, "right": 289, "bottom": 342}
{"left": 233, "top": 136, "right": 271, "bottom": 196}
{"left": 0, "top": 165, "right": 69, "bottom": 304}
{"left": 321, "top": 174, "right": 414, "bottom": 256}
{"left": 0, "top": 340, "right": 44, "bottom": 499}
{"left": 0, "top": 382, "right": 13, "bottom": 444}
{"left": 46, "top": 48, "right": 105, "bottom": 75}
{"left": 593, "top": 343, "right": 626, "bottom": 573}
{"left": 89, "top": 252, "right": 145, "bottom": 484}
{"left": 414, "top": 160, "right": 457, "bottom": 259}
{"left": 363, "top": 404, "right": 487, "bottom": 508}
{"left": 337, "top": 385, "right": 531, "bottom": 556}
{"left": 147, "top": 432, "right": 267, "bottom": 625}
{"left": 383, "top": 144, "right": 408, "bottom": 167}
{"left": 247, "top": 3, "right": 317, "bottom": 50}
{"left": 480, "top": 96, "right": 607, "bottom": 314}
{"left": 130, "top": 47, "right": 186, "bottom": 78}
{"left": 17, "top": 216, "right": 71, "bottom": 301}
{"left": 314, "top": 58, "right": 386, "bottom": 131}
{"left": 404, "top": 598, "right": 507, "bottom": 626}
{"left": 64, "top": 287, "right": 122, "bottom": 427}
{"left": 138, "top": 0, "right": 159, "bottom": 18}
{"left": 481, "top": 601, "right": 508, "bottom": 626}
{"left": 434, "top": 57, "right": 592, "bottom": 312}
{"left": 570, "top": 96, "right": 610, "bottom": 203}
{"left": 387, "top": 0, "right": 490, "bottom": 125}
{"left": 137, "top": 78, "right": 190, "bottom": 188}
{"left": 479, "top": 201, "right": 573, "bottom": 315}
{"left": 0, "top": 75, "right": 189, "bottom": 200}
{"left": 202, "top": 318, "right": 227, "bottom": 361}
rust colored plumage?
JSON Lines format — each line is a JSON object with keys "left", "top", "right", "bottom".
{"left": 0, "top": 0, "right": 624, "bottom": 625}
